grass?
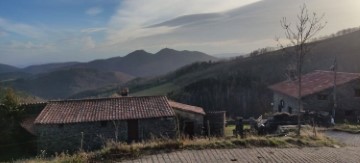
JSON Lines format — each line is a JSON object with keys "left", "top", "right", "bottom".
{"left": 21, "top": 127, "right": 340, "bottom": 162}
{"left": 333, "top": 124, "right": 360, "bottom": 134}
{"left": 130, "top": 83, "right": 179, "bottom": 96}
{"left": 224, "top": 125, "right": 250, "bottom": 137}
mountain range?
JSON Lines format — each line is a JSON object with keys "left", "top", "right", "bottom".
{"left": 70, "top": 28, "right": 360, "bottom": 117}
{"left": 0, "top": 48, "right": 217, "bottom": 99}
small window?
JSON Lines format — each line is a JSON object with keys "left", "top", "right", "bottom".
{"left": 355, "top": 89, "right": 360, "bottom": 97}
{"left": 317, "top": 94, "right": 327, "bottom": 100}
{"left": 288, "top": 107, "right": 293, "bottom": 114}
{"left": 100, "top": 121, "right": 107, "bottom": 127}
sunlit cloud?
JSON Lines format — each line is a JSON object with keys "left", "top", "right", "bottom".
{"left": 81, "top": 27, "right": 107, "bottom": 33}
{"left": 105, "top": 0, "right": 261, "bottom": 45}
{"left": 0, "top": 17, "right": 45, "bottom": 39}
{"left": 81, "top": 36, "right": 96, "bottom": 50}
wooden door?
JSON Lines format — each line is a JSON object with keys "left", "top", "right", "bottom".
{"left": 127, "top": 119, "right": 139, "bottom": 143}
{"left": 184, "top": 122, "right": 195, "bottom": 138}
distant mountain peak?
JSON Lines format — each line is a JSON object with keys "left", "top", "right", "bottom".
{"left": 156, "top": 48, "right": 178, "bottom": 55}
{"left": 126, "top": 49, "right": 151, "bottom": 57}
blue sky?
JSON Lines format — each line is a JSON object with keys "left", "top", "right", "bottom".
{"left": 1, "top": 0, "right": 360, "bottom": 67}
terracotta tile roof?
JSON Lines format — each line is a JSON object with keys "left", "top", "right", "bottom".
{"left": 169, "top": 101, "right": 206, "bottom": 115}
{"left": 269, "top": 70, "right": 360, "bottom": 98}
{"left": 34, "top": 96, "right": 175, "bottom": 124}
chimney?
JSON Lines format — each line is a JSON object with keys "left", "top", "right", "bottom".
{"left": 120, "top": 88, "right": 129, "bottom": 97}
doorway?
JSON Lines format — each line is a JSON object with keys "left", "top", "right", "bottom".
{"left": 184, "top": 122, "right": 195, "bottom": 138}
{"left": 127, "top": 120, "right": 139, "bottom": 143}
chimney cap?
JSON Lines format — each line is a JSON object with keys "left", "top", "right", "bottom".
{"left": 120, "top": 88, "right": 129, "bottom": 96}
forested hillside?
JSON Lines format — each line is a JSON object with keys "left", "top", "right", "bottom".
{"left": 74, "top": 28, "right": 360, "bottom": 118}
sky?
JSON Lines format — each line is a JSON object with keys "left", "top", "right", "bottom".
{"left": 0, "top": 0, "right": 360, "bottom": 67}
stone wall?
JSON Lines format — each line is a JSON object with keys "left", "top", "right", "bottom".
{"left": 36, "top": 117, "right": 177, "bottom": 154}
{"left": 174, "top": 109, "right": 204, "bottom": 136}
{"left": 138, "top": 117, "right": 177, "bottom": 140}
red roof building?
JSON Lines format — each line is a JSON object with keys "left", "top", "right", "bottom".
{"left": 268, "top": 70, "right": 360, "bottom": 122}
{"left": 169, "top": 100, "right": 206, "bottom": 115}
{"left": 269, "top": 70, "right": 360, "bottom": 99}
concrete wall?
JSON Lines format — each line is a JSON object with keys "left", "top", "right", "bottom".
{"left": 36, "top": 117, "right": 177, "bottom": 153}
{"left": 174, "top": 109, "right": 204, "bottom": 136}
{"left": 272, "top": 92, "right": 300, "bottom": 114}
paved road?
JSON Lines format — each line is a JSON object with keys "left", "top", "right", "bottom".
{"left": 122, "top": 131, "right": 360, "bottom": 163}
{"left": 325, "top": 131, "right": 360, "bottom": 147}
{"left": 122, "top": 147, "right": 360, "bottom": 163}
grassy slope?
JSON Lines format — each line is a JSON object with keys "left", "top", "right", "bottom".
{"left": 128, "top": 29, "right": 360, "bottom": 116}
{"left": 130, "top": 83, "right": 180, "bottom": 96}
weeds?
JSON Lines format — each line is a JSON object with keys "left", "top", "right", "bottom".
{"left": 20, "top": 128, "right": 340, "bottom": 162}
{"left": 333, "top": 124, "right": 360, "bottom": 134}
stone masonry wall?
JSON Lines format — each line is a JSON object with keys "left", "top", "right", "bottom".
{"left": 174, "top": 109, "right": 204, "bottom": 136}
{"left": 36, "top": 121, "right": 127, "bottom": 154}
{"left": 36, "top": 117, "right": 177, "bottom": 154}
{"left": 139, "top": 117, "right": 177, "bottom": 140}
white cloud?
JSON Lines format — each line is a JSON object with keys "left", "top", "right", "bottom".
{"left": 102, "top": 0, "right": 360, "bottom": 55}
{"left": 81, "top": 27, "right": 107, "bottom": 33}
{"left": 82, "top": 36, "right": 96, "bottom": 50}
{"left": 7, "top": 40, "right": 54, "bottom": 50}
{"left": 86, "top": 7, "right": 103, "bottom": 16}
{"left": 105, "top": 0, "right": 261, "bottom": 45}
{"left": 0, "top": 17, "right": 45, "bottom": 39}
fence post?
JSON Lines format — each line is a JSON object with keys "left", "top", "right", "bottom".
{"left": 207, "top": 120, "right": 210, "bottom": 139}
{"left": 80, "top": 132, "right": 84, "bottom": 151}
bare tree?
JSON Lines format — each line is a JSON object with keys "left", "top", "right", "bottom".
{"left": 277, "top": 4, "right": 326, "bottom": 136}
{"left": 112, "top": 121, "right": 120, "bottom": 142}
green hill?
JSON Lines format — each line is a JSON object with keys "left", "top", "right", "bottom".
{"left": 73, "top": 28, "right": 360, "bottom": 118}
{"left": 0, "top": 63, "right": 19, "bottom": 73}
{"left": 4, "top": 68, "right": 134, "bottom": 99}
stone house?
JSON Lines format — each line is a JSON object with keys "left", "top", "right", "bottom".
{"left": 20, "top": 96, "right": 206, "bottom": 153}
{"left": 168, "top": 101, "right": 205, "bottom": 137}
{"left": 34, "top": 96, "right": 177, "bottom": 153}
{"left": 269, "top": 70, "right": 360, "bottom": 122}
